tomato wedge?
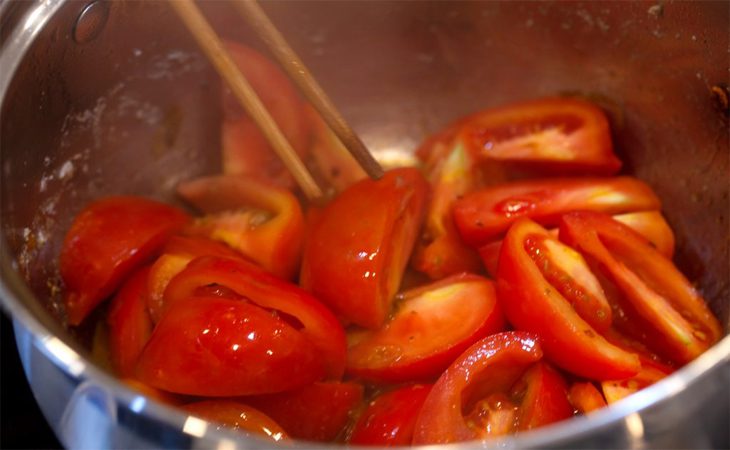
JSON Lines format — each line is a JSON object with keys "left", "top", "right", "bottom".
{"left": 558, "top": 212, "right": 721, "bottom": 365}
{"left": 347, "top": 274, "right": 505, "bottom": 382}
{"left": 163, "top": 256, "right": 346, "bottom": 379}
{"left": 601, "top": 359, "right": 673, "bottom": 404}
{"left": 412, "top": 140, "right": 484, "bottom": 280}
{"left": 479, "top": 210, "right": 675, "bottom": 277}
{"left": 107, "top": 267, "right": 153, "bottom": 377}
{"left": 453, "top": 177, "right": 660, "bottom": 247}
{"left": 147, "top": 236, "right": 243, "bottom": 323}
{"left": 137, "top": 296, "right": 324, "bottom": 396}
{"left": 221, "top": 42, "right": 309, "bottom": 189}
{"left": 512, "top": 362, "right": 573, "bottom": 431}
{"left": 60, "top": 196, "right": 188, "bottom": 325}
{"left": 497, "top": 218, "right": 640, "bottom": 380}
{"left": 349, "top": 384, "right": 432, "bottom": 446}
{"left": 300, "top": 167, "right": 428, "bottom": 328}
{"left": 177, "top": 175, "right": 305, "bottom": 280}
{"left": 412, "top": 331, "right": 542, "bottom": 445}
{"left": 458, "top": 97, "right": 621, "bottom": 175}
{"left": 183, "top": 400, "right": 288, "bottom": 441}
{"left": 246, "top": 382, "right": 364, "bottom": 442}
{"left": 568, "top": 382, "right": 607, "bottom": 414}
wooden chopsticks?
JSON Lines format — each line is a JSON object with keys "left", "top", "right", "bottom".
{"left": 170, "top": 0, "right": 385, "bottom": 202}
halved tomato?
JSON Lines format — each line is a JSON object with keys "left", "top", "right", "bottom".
{"left": 163, "top": 256, "right": 346, "bottom": 379}
{"left": 347, "top": 274, "right": 505, "bottom": 382}
{"left": 479, "top": 210, "right": 675, "bottom": 277}
{"left": 458, "top": 97, "right": 621, "bottom": 175}
{"left": 177, "top": 174, "right": 305, "bottom": 280}
{"left": 246, "top": 382, "right": 364, "bottom": 442}
{"left": 300, "top": 167, "right": 428, "bottom": 329}
{"left": 221, "top": 42, "right": 310, "bottom": 189}
{"left": 496, "top": 218, "right": 640, "bottom": 380}
{"left": 412, "top": 140, "right": 484, "bottom": 280}
{"left": 412, "top": 332, "right": 542, "bottom": 444}
{"left": 453, "top": 177, "right": 660, "bottom": 247}
{"left": 107, "top": 267, "right": 153, "bottom": 377}
{"left": 183, "top": 400, "right": 288, "bottom": 441}
{"left": 349, "top": 384, "right": 432, "bottom": 446}
{"left": 60, "top": 196, "right": 188, "bottom": 325}
{"left": 137, "top": 296, "right": 324, "bottom": 396}
{"left": 558, "top": 212, "right": 721, "bottom": 365}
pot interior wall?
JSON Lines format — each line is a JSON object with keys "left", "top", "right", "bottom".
{"left": 1, "top": 0, "right": 728, "bottom": 352}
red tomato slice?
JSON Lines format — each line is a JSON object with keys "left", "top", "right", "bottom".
{"left": 221, "top": 42, "right": 310, "bottom": 189}
{"left": 60, "top": 196, "right": 189, "bottom": 325}
{"left": 300, "top": 167, "right": 428, "bottom": 329}
{"left": 347, "top": 274, "right": 505, "bottom": 383}
{"left": 183, "top": 400, "right": 288, "bottom": 442}
{"left": 601, "top": 360, "right": 673, "bottom": 404}
{"left": 303, "top": 105, "right": 367, "bottom": 192}
{"left": 568, "top": 382, "right": 607, "bottom": 414}
{"left": 349, "top": 384, "right": 432, "bottom": 446}
{"left": 458, "top": 97, "right": 621, "bottom": 175}
{"left": 107, "top": 267, "right": 153, "bottom": 377}
{"left": 163, "top": 256, "right": 346, "bottom": 379}
{"left": 137, "top": 296, "right": 324, "bottom": 396}
{"left": 147, "top": 236, "right": 243, "bottom": 323}
{"left": 479, "top": 211, "right": 675, "bottom": 277}
{"left": 497, "top": 218, "right": 640, "bottom": 380}
{"left": 177, "top": 175, "right": 305, "bottom": 280}
{"left": 412, "top": 331, "right": 542, "bottom": 445}
{"left": 246, "top": 382, "right": 364, "bottom": 442}
{"left": 453, "top": 177, "right": 660, "bottom": 247}
{"left": 558, "top": 212, "right": 722, "bottom": 365}
{"left": 412, "top": 139, "right": 484, "bottom": 280}
{"left": 513, "top": 362, "right": 573, "bottom": 431}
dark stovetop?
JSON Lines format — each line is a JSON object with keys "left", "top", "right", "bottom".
{"left": 1, "top": 312, "right": 62, "bottom": 449}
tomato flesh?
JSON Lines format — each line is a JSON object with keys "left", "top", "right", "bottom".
{"left": 137, "top": 296, "right": 324, "bottom": 396}
{"left": 349, "top": 384, "right": 432, "bottom": 446}
{"left": 347, "top": 274, "right": 505, "bottom": 382}
{"left": 568, "top": 382, "right": 607, "bottom": 414}
{"left": 300, "top": 167, "right": 428, "bottom": 328}
{"left": 60, "top": 196, "right": 188, "bottom": 325}
{"left": 183, "top": 400, "right": 288, "bottom": 441}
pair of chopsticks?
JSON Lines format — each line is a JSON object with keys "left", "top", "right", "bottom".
{"left": 170, "top": 0, "right": 384, "bottom": 201}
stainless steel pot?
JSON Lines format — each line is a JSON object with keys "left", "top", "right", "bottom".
{"left": 1, "top": 1, "right": 728, "bottom": 448}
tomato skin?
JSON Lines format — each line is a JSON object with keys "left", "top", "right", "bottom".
{"left": 136, "top": 296, "right": 324, "bottom": 396}
{"left": 479, "top": 211, "right": 675, "bottom": 277}
{"left": 412, "top": 331, "right": 542, "bottom": 445}
{"left": 177, "top": 175, "right": 305, "bottom": 280}
{"left": 558, "top": 212, "right": 722, "bottom": 365}
{"left": 347, "top": 274, "right": 505, "bottom": 383}
{"left": 60, "top": 196, "right": 189, "bottom": 325}
{"left": 453, "top": 176, "right": 660, "bottom": 247}
{"left": 349, "top": 384, "right": 432, "bottom": 446}
{"left": 107, "top": 267, "right": 153, "bottom": 377}
{"left": 568, "top": 382, "right": 607, "bottom": 414}
{"left": 147, "top": 236, "right": 243, "bottom": 323}
{"left": 221, "top": 42, "right": 309, "bottom": 189}
{"left": 412, "top": 140, "right": 484, "bottom": 280}
{"left": 183, "top": 400, "right": 288, "bottom": 441}
{"left": 515, "top": 362, "right": 573, "bottom": 431}
{"left": 459, "top": 97, "right": 620, "bottom": 175}
{"left": 601, "top": 360, "right": 673, "bottom": 404}
{"left": 163, "top": 256, "right": 346, "bottom": 379}
{"left": 496, "top": 218, "right": 640, "bottom": 380}
{"left": 300, "top": 167, "right": 429, "bottom": 329}
{"left": 246, "top": 382, "right": 364, "bottom": 442}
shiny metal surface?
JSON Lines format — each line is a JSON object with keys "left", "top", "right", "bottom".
{"left": 1, "top": 1, "right": 728, "bottom": 448}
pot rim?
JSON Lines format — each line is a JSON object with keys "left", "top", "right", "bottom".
{"left": 0, "top": 1, "right": 728, "bottom": 448}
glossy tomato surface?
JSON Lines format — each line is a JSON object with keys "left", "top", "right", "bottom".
{"left": 349, "top": 384, "right": 432, "bottom": 446}
{"left": 136, "top": 296, "right": 324, "bottom": 396}
{"left": 60, "top": 196, "right": 188, "bottom": 325}
{"left": 347, "top": 274, "right": 505, "bottom": 382}
{"left": 300, "top": 167, "right": 428, "bottom": 328}
{"left": 183, "top": 400, "right": 288, "bottom": 442}
{"left": 496, "top": 218, "right": 640, "bottom": 380}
